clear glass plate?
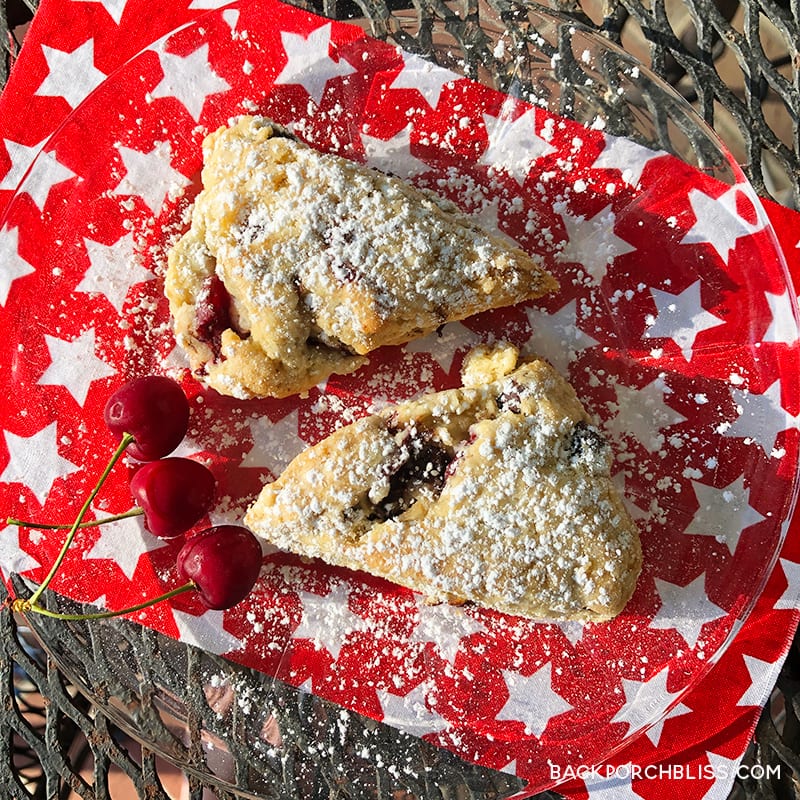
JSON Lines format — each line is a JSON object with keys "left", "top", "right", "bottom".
{"left": 2, "top": 0, "right": 798, "bottom": 795}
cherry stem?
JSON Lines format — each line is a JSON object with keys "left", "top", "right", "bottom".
{"left": 12, "top": 582, "right": 195, "bottom": 621}
{"left": 26, "top": 432, "right": 135, "bottom": 609}
{"left": 7, "top": 508, "right": 143, "bottom": 530}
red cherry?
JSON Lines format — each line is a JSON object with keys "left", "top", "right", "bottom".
{"left": 130, "top": 458, "right": 216, "bottom": 539}
{"left": 177, "top": 525, "right": 263, "bottom": 609}
{"left": 104, "top": 376, "right": 190, "bottom": 461}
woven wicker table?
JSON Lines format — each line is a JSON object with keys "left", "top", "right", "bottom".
{"left": 1, "top": 0, "right": 799, "bottom": 798}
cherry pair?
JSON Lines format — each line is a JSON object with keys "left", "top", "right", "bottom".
{"left": 105, "top": 375, "right": 215, "bottom": 539}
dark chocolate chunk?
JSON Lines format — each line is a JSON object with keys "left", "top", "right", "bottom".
{"left": 568, "top": 420, "right": 608, "bottom": 461}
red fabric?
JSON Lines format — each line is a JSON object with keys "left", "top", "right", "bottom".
{"left": 1, "top": 1, "right": 798, "bottom": 796}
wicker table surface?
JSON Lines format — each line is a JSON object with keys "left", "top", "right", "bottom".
{"left": 1, "top": 0, "right": 799, "bottom": 798}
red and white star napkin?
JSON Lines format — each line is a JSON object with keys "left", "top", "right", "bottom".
{"left": 1, "top": 1, "right": 799, "bottom": 797}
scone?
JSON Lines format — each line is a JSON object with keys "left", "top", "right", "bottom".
{"left": 244, "top": 344, "right": 641, "bottom": 621}
{"left": 166, "top": 116, "right": 558, "bottom": 399}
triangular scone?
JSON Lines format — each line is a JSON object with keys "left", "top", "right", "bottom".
{"left": 244, "top": 344, "right": 642, "bottom": 621}
{"left": 166, "top": 117, "right": 558, "bottom": 399}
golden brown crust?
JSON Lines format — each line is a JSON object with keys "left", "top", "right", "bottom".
{"left": 244, "top": 344, "right": 642, "bottom": 621}
{"left": 166, "top": 117, "right": 558, "bottom": 399}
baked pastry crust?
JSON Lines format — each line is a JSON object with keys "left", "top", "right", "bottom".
{"left": 166, "top": 116, "right": 558, "bottom": 399}
{"left": 244, "top": 344, "right": 642, "bottom": 621}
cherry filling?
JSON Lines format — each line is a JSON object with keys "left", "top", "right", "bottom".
{"left": 194, "top": 274, "right": 233, "bottom": 359}
{"left": 369, "top": 427, "right": 454, "bottom": 521}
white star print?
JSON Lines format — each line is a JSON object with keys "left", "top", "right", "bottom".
{"left": 684, "top": 475, "right": 766, "bottom": 554}
{"left": 495, "top": 663, "right": 572, "bottom": 737}
{"left": 480, "top": 106, "right": 556, "bottom": 184}
{"left": 83, "top": 508, "right": 168, "bottom": 581}
{"left": 35, "top": 39, "right": 107, "bottom": 109}
{"left": 558, "top": 205, "right": 637, "bottom": 284}
{"left": 292, "top": 582, "right": 371, "bottom": 660}
{"left": 83, "top": 592, "right": 109, "bottom": 611}
{"left": 470, "top": 197, "right": 532, "bottom": 251}
{"left": 149, "top": 43, "right": 231, "bottom": 122}
{"left": 763, "top": 289, "right": 799, "bottom": 344}
{"left": 0, "top": 524, "right": 41, "bottom": 577}
{"left": 77, "top": 234, "right": 152, "bottom": 313}
{"left": 72, "top": 0, "right": 128, "bottom": 25}
{"left": 682, "top": 185, "right": 768, "bottom": 265}
{"left": 17, "top": 148, "right": 78, "bottom": 212}
{"left": 644, "top": 700, "right": 692, "bottom": 747}
{"left": 360, "top": 124, "right": 429, "bottom": 178}
{"left": 584, "top": 775, "right": 645, "bottom": 800}
{"left": 604, "top": 378, "right": 687, "bottom": 454}
{"left": 37, "top": 329, "right": 116, "bottom": 406}
{"left": 221, "top": 8, "right": 239, "bottom": 30}
{"left": 172, "top": 607, "right": 245, "bottom": 654}
{"left": 557, "top": 620, "right": 586, "bottom": 646}
{"left": 387, "top": 53, "right": 458, "bottom": 109}
{"left": 377, "top": 681, "right": 450, "bottom": 737}
{"left": 164, "top": 430, "right": 202, "bottom": 459}
{"left": 700, "top": 751, "right": 742, "bottom": 800}
{"left": 404, "top": 322, "right": 481, "bottom": 372}
{"left": 111, "top": 142, "right": 191, "bottom": 214}
{"left": 0, "top": 137, "right": 48, "bottom": 192}
{"left": 409, "top": 602, "right": 488, "bottom": 662}
{"left": 188, "top": 0, "right": 232, "bottom": 7}
{"left": 469, "top": 196, "right": 506, "bottom": 236}
{"left": 500, "top": 758, "right": 517, "bottom": 775}
{"left": 274, "top": 23, "right": 357, "bottom": 105}
{"left": 208, "top": 502, "right": 254, "bottom": 530}
{"left": 160, "top": 340, "right": 190, "bottom": 372}
{"left": 644, "top": 281, "right": 725, "bottom": 360}
{"left": 241, "top": 410, "right": 305, "bottom": 475}
{"left": 499, "top": 758, "right": 518, "bottom": 777}
{"left": 649, "top": 574, "right": 727, "bottom": 649}
{"left": 774, "top": 558, "right": 800, "bottom": 610}
{"left": 737, "top": 654, "right": 778, "bottom": 707}
{"left": 0, "top": 225, "right": 35, "bottom": 305}
{"left": 1, "top": 422, "right": 81, "bottom": 504}
{"left": 524, "top": 299, "right": 600, "bottom": 374}
{"left": 615, "top": 471, "right": 650, "bottom": 524}
{"left": 591, "top": 134, "right": 665, "bottom": 187}
{"left": 724, "top": 379, "right": 800, "bottom": 455}
{"left": 610, "top": 665, "right": 681, "bottom": 737}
